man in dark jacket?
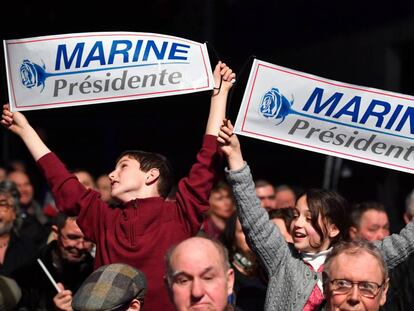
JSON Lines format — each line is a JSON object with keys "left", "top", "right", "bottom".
{"left": 0, "top": 180, "right": 38, "bottom": 277}
{"left": 13, "top": 213, "right": 94, "bottom": 311}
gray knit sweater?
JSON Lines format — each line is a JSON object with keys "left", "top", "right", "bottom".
{"left": 225, "top": 163, "right": 414, "bottom": 311}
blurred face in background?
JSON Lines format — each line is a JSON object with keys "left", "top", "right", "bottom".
{"left": 209, "top": 188, "right": 235, "bottom": 220}
{"left": 0, "top": 168, "right": 6, "bottom": 182}
{"left": 0, "top": 193, "right": 16, "bottom": 236}
{"left": 74, "top": 171, "right": 96, "bottom": 190}
{"left": 235, "top": 219, "right": 251, "bottom": 255}
{"left": 276, "top": 188, "right": 296, "bottom": 209}
{"left": 54, "top": 218, "right": 93, "bottom": 263}
{"left": 8, "top": 171, "right": 33, "bottom": 206}
{"left": 96, "top": 175, "right": 112, "bottom": 203}
{"left": 351, "top": 210, "right": 390, "bottom": 241}
{"left": 271, "top": 217, "right": 293, "bottom": 243}
{"left": 256, "top": 185, "right": 277, "bottom": 211}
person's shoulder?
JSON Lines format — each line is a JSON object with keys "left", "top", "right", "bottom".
{"left": 20, "top": 214, "right": 42, "bottom": 227}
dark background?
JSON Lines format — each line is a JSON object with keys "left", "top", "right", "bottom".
{"left": 1, "top": 0, "right": 414, "bottom": 231}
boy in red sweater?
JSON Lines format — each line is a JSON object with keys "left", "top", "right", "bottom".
{"left": 1, "top": 61, "right": 235, "bottom": 311}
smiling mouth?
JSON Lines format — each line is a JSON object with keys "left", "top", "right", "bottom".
{"left": 294, "top": 232, "right": 307, "bottom": 239}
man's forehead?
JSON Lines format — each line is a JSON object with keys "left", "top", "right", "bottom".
{"left": 172, "top": 239, "right": 223, "bottom": 264}
{"left": 360, "top": 210, "right": 389, "bottom": 224}
{"left": 172, "top": 266, "right": 216, "bottom": 278}
{"left": 330, "top": 252, "right": 383, "bottom": 278}
{"left": 8, "top": 171, "right": 29, "bottom": 182}
{"left": 256, "top": 184, "right": 274, "bottom": 191}
{"left": 62, "top": 218, "right": 83, "bottom": 233}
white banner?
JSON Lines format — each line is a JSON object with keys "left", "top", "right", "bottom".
{"left": 3, "top": 32, "right": 214, "bottom": 111}
{"left": 234, "top": 59, "right": 414, "bottom": 174}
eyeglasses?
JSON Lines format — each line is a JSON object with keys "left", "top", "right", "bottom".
{"left": 0, "top": 201, "right": 13, "bottom": 211}
{"left": 330, "top": 279, "right": 384, "bottom": 298}
{"left": 61, "top": 233, "right": 91, "bottom": 245}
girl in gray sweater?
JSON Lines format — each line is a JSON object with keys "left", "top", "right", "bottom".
{"left": 218, "top": 120, "right": 414, "bottom": 311}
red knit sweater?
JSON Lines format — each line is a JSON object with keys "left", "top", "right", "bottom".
{"left": 37, "top": 135, "right": 222, "bottom": 311}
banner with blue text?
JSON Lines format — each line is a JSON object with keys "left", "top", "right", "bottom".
{"left": 234, "top": 59, "right": 414, "bottom": 174}
{"left": 4, "top": 32, "right": 213, "bottom": 111}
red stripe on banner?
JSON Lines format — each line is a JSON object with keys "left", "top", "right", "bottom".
{"left": 259, "top": 63, "right": 414, "bottom": 102}
{"left": 240, "top": 128, "right": 414, "bottom": 171}
{"left": 14, "top": 86, "right": 211, "bottom": 108}
{"left": 6, "top": 33, "right": 201, "bottom": 45}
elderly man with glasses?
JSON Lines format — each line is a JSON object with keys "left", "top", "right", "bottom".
{"left": 322, "top": 240, "right": 389, "bottom": 311}
{"left": 0, "top": 180, "right": 39, "bottom": 276}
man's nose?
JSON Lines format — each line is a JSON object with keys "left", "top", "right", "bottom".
{"left": 376, "top": 230, "right": 389, "bottom": 241}
{"left": 190, "top": 279, "right": 204, "bottom": 299}
{"left": 73, "top": 237, "right": 90, "bottom": 249}
{"left": 347, "top": 284, "right": 361, "bottom": 305}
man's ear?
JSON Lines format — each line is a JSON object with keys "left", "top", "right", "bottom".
{"left": 51, "top": 225, "right": 59, "bottom": 240}
{"left": 127, "top": 299, "right": 141, "bottom": 311}
{"left": 164, "top": 276, "right": 174, "bottom": 302}
{"left": 226, "top": 269, "right": 235, "bottom": 296}
{"left": 379, "top": 278, "right": 390, "bottom": 306}
{"left": 145, "top": 168, "right": 160, "bottom": 185}
{"left": 403, "top": 212, "right": 412, "bottom": 225}
{"left": 349, "top": 226, "right": 358, "bottom": 240}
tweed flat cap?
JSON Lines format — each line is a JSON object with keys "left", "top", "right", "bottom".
{"left": 0, "top": 276, "right": 21, "bottom": 311}
{"left": 72, "top": 263, "right": 147, "bottom": 311}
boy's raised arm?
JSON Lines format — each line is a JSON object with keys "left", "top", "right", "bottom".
{"left": 1, "top": 104, "right": 51, "bottom": 161}
{"left": 205, "top": 61, "right": 236, "bottom": 136}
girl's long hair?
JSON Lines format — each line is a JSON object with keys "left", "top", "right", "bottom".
{"left": 301, "top": 189, "right": 351, "bottom": 249}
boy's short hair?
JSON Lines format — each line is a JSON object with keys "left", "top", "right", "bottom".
{"left": 117, "top": 150, "right": 174, "bottom": 198}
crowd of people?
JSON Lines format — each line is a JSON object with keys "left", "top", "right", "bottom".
{"left": 0, "top": 60, "right": 413, "bottom": 311}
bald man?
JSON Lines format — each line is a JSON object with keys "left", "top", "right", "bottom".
{"left": 165, "top": 237, "right": 235, "bottom": 311}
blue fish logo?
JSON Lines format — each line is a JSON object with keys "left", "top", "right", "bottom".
{"left": 259, "top": 88, "right": 294, "bottom": 124}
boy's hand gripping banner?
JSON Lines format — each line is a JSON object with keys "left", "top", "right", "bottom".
{"left": 3, "top": 32, "right": 213, "bottom": 111}
{"left": 234, "top": 59, "right": 414, "bottom": 174}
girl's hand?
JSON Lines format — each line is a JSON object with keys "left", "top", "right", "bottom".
{"left": 218, "top": 119, "right": 244, "bottom": 170}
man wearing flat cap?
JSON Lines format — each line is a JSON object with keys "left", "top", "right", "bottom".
{"left": 68, "top": 263, "right": 147, "bottom": 311}
{"left": 0, "top": 275, "right": 22, "bottom": 311}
